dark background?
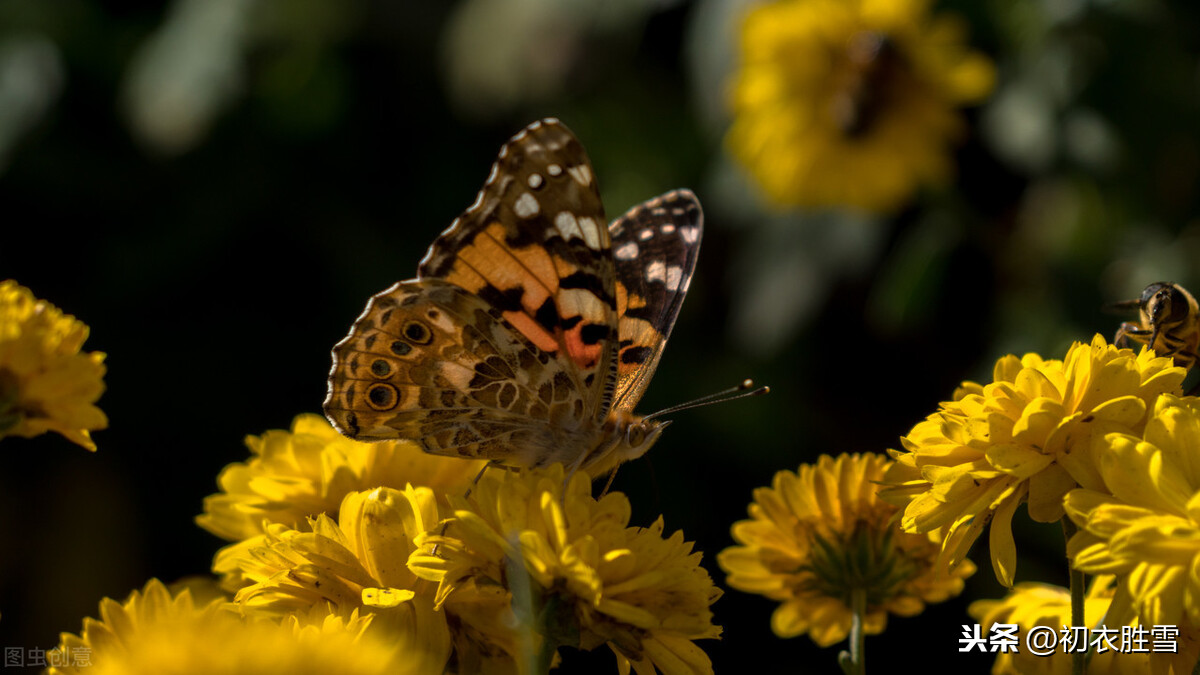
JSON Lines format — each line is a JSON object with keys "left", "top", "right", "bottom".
{"left": 4, "top": 0, "right": 1200, "bottom": 671}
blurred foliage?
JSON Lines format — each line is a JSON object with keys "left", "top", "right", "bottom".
{"left": 4, "top": 0, "right": 1200, "bottom": 671}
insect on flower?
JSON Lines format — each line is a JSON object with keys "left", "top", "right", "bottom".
{"left": 1112, "top": 281, "right": 1200, "bottom": 371}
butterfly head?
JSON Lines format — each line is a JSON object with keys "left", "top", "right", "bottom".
{"left": 621, "top": 416, "right": 672, "bottom": 461}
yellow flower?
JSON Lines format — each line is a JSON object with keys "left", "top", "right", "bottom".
{"left": 968, "top": 577, "right": 1153, "bottom": 675}
{"left": 1064, "top": 393, "right": 1200, "bottom": 674}
{"left": 48, "top": 578, "right": 417, "bottom": 675}
{"left": 0, "top": 280, "right": 106, "bottom": 450}
{"left": 409, "top": 464, "right": 723, "bottom": 675}
{"left": 726, "top": 0, "right": 994, "bottom": 212}
{"left": 197, "top": 413, "right": 485, "bottom": 542}
{"left": 718, "top": 453, "right": 972, "bottom": 647}
{"left": 882, "top": 336, "right": 1184, "bottom": 586}
{"left": 215, "top": 485, "right": 453, "bottom": 670}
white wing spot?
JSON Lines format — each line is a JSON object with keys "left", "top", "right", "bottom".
{"left": 646, "top": 261, "right": 666, "bottom": 283}
{"left": 567, "top": 164, "right": 592, "bottom": 186}
{"left": 547, "top": 164, "right": 563, "bottom": 177}
{"left": 661, "top": 224, "right": 676, "bottom": 234}
{"left": 554, "top": 211, "right": 582, "bottom": 241}
{"left": 577, "top": 217, "right": 601, "bottom": 249}
{"left": 486, "top": 163, "right": 499, "bottom": 185}
{"left": 615, "top": 242, "right": 639, "bottom": 260}
{"left": 666, "top": 266, "right": 683, "bottom": 291}
{"left": 681, "top": 226, "right": 699, "bottom": 243}
{"left": 514, "top": 192, "right": 540, "bottom": 218}
{"left": 638, "top": 228, "right": 654, "bottom": 241}
{"left": 528, "top": 173, "right": 544, "bottom": 189}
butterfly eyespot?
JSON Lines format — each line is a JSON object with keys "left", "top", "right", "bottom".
{"left": 365, "top": 383, "right": 400, "bottom": 410}
{"left": 403, "top": 320, "right": 434, "bottom": 345}
{"left": 370, "top": 359, "right": 392, "bottom": 378}
{"left": 390, "top": 341, "right": 412, "bottom": 356}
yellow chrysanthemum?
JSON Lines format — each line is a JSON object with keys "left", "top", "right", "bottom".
{"left": 727, "top": 0, "right": 994, "bottom": 212}
{"left": 410, "top": 464, "right": 723, "bottom": 675}
{"left": 0, "top": 280, "right": 106, "bottom": 450}
{"left": 198, "top": 413, "right": 485, "bottom": 542}
{"left": 882, "top": 335, "right": 1184, "bottom": 587}
{"left": 214, "top": 485, "right": 453, "bottom": 670}
{"left": 968, "top": 577, "right": 1154, "bottom": 675}
{"left": 48, "top": 578, "right": 417, "bottom": 675}
{"left": 1064, "top": 394, "right": 1200, "bottom": 674}
{"left": 718, "top": 453, "right": 973, "bottom": 647}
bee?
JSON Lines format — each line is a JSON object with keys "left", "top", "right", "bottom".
{"left": 1112, "top": 282, "right": 1200, "bottom": 370}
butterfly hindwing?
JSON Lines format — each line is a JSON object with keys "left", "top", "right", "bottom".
{"left": 324, "top": 278, "right": 594, "bottom": 466}
{"left": 417, "top": 119, "right": 619, "bottom": 421}
{"left": 609, "top": 189, "right": 703, "bottom": 411}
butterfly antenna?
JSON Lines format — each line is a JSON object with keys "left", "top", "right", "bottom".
{"left": 644, "top": 379, "right": 770, "bottom": 421}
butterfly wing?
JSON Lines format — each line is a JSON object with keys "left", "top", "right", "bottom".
{"left": 609, "top": 189, "right": 703, "bottom": 411}
{"left": 324, "top": 279, "right": 593, "bottom": 466}
{"left": 417, "top": 119, "right": 619, "bottom": 423}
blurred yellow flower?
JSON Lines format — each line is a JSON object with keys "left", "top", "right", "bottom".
{"left": 968, "top": 577, "right": 1153, "bottom": 675}
{"left": 882, "top": 336, "right": 1184, "bottom": 587}
{"left": 1064, "top": 394, "right": 1200, "bottom": 673}
{"left": 214, "top": 485, "right": 452, "bottom": 671}
{"left": 48, "top": 578, "right": 415, "bottom": 675}
{"left": 410, "top": 464, "right": 722, "bottom": 675}
{"left": 727, "top": 0, "right": 994, "bottom": 212}
{"left": 718, "top": 453, "right": 972, "bottom": 647}
{"left": 0, "top": 279, "right": 106, "bottom": 450}
{"left": 197, "top": 413, "right": 485, "bottom": 542}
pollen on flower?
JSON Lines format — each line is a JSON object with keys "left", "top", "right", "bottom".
{"left": 726, "top": 0, "right": 994, "bottom": 212}
{"left": 0, "top": 280, "right": 107, "bottom": 451}
{"left": 718, "top": 453, "right": 973, "bottom": 647}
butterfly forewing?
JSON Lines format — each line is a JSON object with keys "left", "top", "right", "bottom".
{"left": 609, "top": 189, "right": 703, "bottom": 411}
{"left": 417, "top": 119, "right": 619, "bottom": 422}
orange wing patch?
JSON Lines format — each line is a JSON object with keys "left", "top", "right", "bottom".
{"left": 418, "top": 119, "right": 618, "bottom": 418}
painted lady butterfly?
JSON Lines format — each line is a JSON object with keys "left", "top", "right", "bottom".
{"left": 324, "top": 119, "right": 702, "bottom": 477}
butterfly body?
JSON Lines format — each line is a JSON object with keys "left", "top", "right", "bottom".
{"left": 325, "top": 119, "right": 700, "bottom": 476}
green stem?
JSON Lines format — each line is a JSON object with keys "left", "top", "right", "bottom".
{"left": 1062, "top": 517, "right": 1085, "bottom": 675}
{"left": 838, "top": 588, "right": 867, "bottom": 675}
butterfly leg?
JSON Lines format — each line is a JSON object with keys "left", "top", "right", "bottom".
{"left": 562, "top": 455, "right": 586, "bottom": 502}
{"left": 598, "top": 465, "right": 620, "bottom": 498}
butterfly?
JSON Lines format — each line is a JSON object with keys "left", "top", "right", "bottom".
{"left": 323, "top": 119, "right": 703, "bottom": 478}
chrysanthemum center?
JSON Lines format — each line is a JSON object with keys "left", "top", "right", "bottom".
{"left": 829, "top": 31, "right": 906, "bottom": 137}
{"left": 802, "top": 523, "right": 912, "bottom": 605}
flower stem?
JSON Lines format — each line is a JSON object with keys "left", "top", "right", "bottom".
{"left": 838, "top": 588, "right": 867, "bottom": 675}
{"left": 1062, "top": 517, "right": 1085, "bottom": 675}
